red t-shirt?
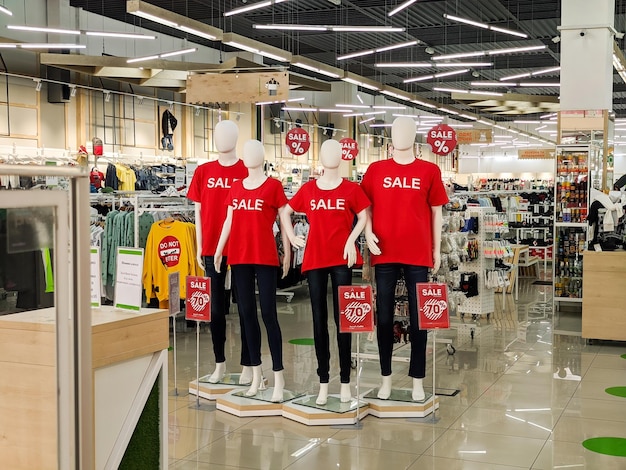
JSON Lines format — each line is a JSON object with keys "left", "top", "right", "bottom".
{"left": 227, "top": 177, "right": 288, "bottom": 266}
{"left": 187, "top": 160, "right": 248, "bottom": 256}
{"left": 360, "top": 158, "right": 449, "bottom": 267}
{"left": 288, "top": 179, "right": 370, "bottom": 272}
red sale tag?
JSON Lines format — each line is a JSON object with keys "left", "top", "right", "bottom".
{"left": 185, "top": 276, "right": 211, "bottom": 322}
{"left": 340, "top": 137, "right": 359, "bottom": 160}
{"left": 339, "top": 285, "right": 374, "bottom": 333}
{"left": 426, "top": 124, "right": 457, "bottom": 156}
{"left": 286, "top": 128, "right": 311, "bottom": 155}
{"left": 416, "top": 282, "right": 450, "bottom": 329}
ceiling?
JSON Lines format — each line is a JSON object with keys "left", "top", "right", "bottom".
{"left": 69, "top": 0, "right": 626, "bottom": 120}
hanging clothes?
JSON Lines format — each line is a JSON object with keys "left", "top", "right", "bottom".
{"left": 161, "top": 109, "right": 178, "bottom": 151}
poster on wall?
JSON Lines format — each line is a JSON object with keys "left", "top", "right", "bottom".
{"left": 456, "top": 129, "right": 492, "bottom": 144}
{"left": 286, "top": 128, "right": 311, "bottom": 156}
{"left": 339, "top": 285, "right": 374, "bottom": 333}
{"left": 416, "top": 283, "right": 450, "bottom": 329}
{"left": 114, "top": 247, "right": 144, "bottom": 312}
{"left": 185, "top": 276, "right": 211, "bottom": 322}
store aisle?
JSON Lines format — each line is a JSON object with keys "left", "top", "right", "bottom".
{"left": 166, "top": 280, "right": 626, "bottom": 470}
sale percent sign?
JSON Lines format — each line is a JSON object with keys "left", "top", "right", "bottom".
{"left": 416, "top": 283, "right": 450, "bottom": 329}
{"left": 340, "top": 138, "right": 359, "bottom": 160}
{"left": 339, "top": 285, "right": 374, "bottom": 333}
{"left": 185, "top": 276, "right": 211, "bottom": 322}
{"left": 426, "top": 124, "right": 457, "bottom": 156}
{"left": 286, "top": 127, "right": 311, "bottom": 155}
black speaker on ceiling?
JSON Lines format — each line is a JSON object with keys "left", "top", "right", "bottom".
{"left": 323, "top": 123, "right": 335, "bottom": 138}
{"left": 47, "top": 63, "right": 71, "bottom": 104}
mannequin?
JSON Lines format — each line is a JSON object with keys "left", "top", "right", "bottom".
{"left": 214, "top": 139, "right": 290, "bottom": 402}
{"left": 187, "top": 119, "right": 253, "bottom": 384}
{"left": 281, "top": 139, "right": 370, "bottom": 405}
{"left": 361, "top": 117, "right": 448, "bottom": 401}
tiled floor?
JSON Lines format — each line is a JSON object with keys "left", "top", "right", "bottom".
{"left": 167, "top": 279, "right": 626, "bottom": 469}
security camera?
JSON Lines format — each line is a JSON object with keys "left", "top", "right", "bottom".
{"left": 580, "top": 30, "right": 586, "bottom": 37}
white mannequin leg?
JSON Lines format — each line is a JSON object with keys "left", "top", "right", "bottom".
{"left": 270, "top": 370, "right": 285, "bottom": 402}
{"left": 245, "top": 365, "right": 263, "bottom": 396}
{"left": 412, "top": 378, "right": 425, "bottom": 401}
{"left": 316, "top": 383, "right": 329, "bottom": 405}
{"left": 208, "top": 362, "right": 226, "bottom": 384}
{"left": 340, "top": 383, "right": 351, "bottom": 403}
{"left": 239, "top": 366, "right": 253, "bottom": 384}
{"left": 378, "top": 375, "right": 392, "bottom": 400}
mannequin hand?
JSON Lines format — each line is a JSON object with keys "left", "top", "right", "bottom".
{"left": 281, "top": 256, "right": 290, "bottom": 279}
{"left": 365, "top": 231, "right": 382, "bottom": 256}
{"left": 214, "top": 253, "right": 223, "bottom": 273}
{"left": 343, "top": 242, "right": 357, "bottom": 268}
{"left": 197, "top": 253, "right": 205, "bottom": 271}
{"left": 432, "top": 251, "right": 441, "bottom": 274}
{"left": 289, "top": 235, "right": 306, "bottom": 249}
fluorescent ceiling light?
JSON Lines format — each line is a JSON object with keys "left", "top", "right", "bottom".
{"left": 283, "top": 107, "right": 317, "bottom": 112}
{"left": 370, "top": 123, "right": 393, "bottom": 127}
{"left": 254, "top": 24, "right": 326, "bottom": 31}
{"left": 404, "top": 68, "right": 468, "bottom": 83}
{"left": 443, "top": 14, "right": 488, "bottom": 29}
{"left": 254, "top": 24, "right": 404, "bottom": 32}
{"left": 318, "top": 108, "right": 352, "bottom": 113}
{"left": 470, "top": 90, "right": 503, "bottom": 96}
{"left": 439, "top": 107, "right": 459, "bottom": 115}
{"left": 224, "top": 33, "right": 291, "bottom": 62}
{"left": 178, "top": 25, "right": 217, "bottom": 41}
{"left": 478, "top": 120, "right": 493, "bottom": 126}
{"left": 127, "top": 54, "right": 160, "bottom": 63}
{"left": 131, "top": 10, "right": 178, "bottom": 28}
{"left": 0, "top": 43, "right": 17, "bottom": 48}
{"left": 518, "top": 82, "right": 560, "bottom": 87}
{"left": 337, "top": 104, "right": 369, "bottom": 108}
{"left": 433, "top": 51, "right": 485, "bottom": 61}
{"left": 470, "top": 81, "right": 512, "bottom": 87}
{"left": 0, "top": 5, "right": 13, "bottom": 16}
{"left": 451, "top": 124, "right": 474, "bottom": 128}
{"left": 256, "top": 97, "right": 304, "bottom": 105}
{"left": 360, "top": 117, "right": 376, "bottom": 124}
{"left": 434, "top": 87, "right": 468, "bottom": 94}
{"left": 331, "top": 25, "right": 405, "bottom": 32}
{"left": 159, "top": 47, "right": 197, "bottom": 58}
{"left": 388, "top": 0, "right": 417, "bottom": 17}
{"left": 294, "top": 62, "right": 341, "bottom": 78}
{"left": 460, "top": 114, "right": 478, "bottom": 120}
{"left": 364, "top": 111, "right": 387, "bottom": 115}
{"left": 375, "top": 62, "right": 432, "bottom": 68}
{"left": 501, "top": 66, "right": 561, "bottom": 81}
{"left": 501, "top": 72, "right": 531, "bottom": 81}
{"left": 342, "top": 76, "right": 379, "bottom": 90}
{"left": 490, "top": 25, "right": 527, "bottom": 38}
{"left": 85, "top": 31, "right": 155, "bottom": 39}
{"left": 488, "top": 45, "right": 546, "bottom": 55}
{"left": 338, "top": 40, "right": 418, "bottom": 61}
{"left": 21, "top": 43, "right": 86, "bottom": 49}
{"left": 8, "top": 25, "right": 80, "bottom": 35}
{"left": 376, "top": 40, "right": 418, "bottom": 53}
{"left": 412, "top": 100, "right": 437, "bottom": 109}
{"left": 224, "top": 0, "right": 288, "bottom": 17}
{"left": 435, "top": 62, "right": 492, "bottom": 67}
{"left": 514, "top": 120, "right": 541, "bottom": 124}
{"left": 372, "top": 105, "right": 406, "bottom": 109}
{"left": 337, "top": 49, "right": 375, "bottom": 61}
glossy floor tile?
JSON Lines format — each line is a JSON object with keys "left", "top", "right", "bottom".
{"left": 166, "top": 278, "right": 626, "bottom": 469}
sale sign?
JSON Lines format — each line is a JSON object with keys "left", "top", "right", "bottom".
{"left": 340, "top": 138, "right": 359, "bottom": 160}
{"left": 286, "top": 128, "right": 311, "bottom": 155}
{"left": 426, "top": 124, "right": 457, "bottom": 156}
{"left": 339, "top": 285, "right": 374, "bottom": 333}
{"left": 185, "top": 276, "right": 211, "bottom": 322}
{"left": 416, "top": 283, "right": 450, "bottom": 329}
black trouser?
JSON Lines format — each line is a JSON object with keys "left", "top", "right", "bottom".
{"left": 375, "top": 264, "right": 428, "bottom": 378}
{"left": 306, "top": 265, "right": 353, "bottom": 384}
{"left": 231, "top": 264, "right": 284, "bottom": 371}
{"left": 203, "top": 256, "right": 251, "bottom": 366}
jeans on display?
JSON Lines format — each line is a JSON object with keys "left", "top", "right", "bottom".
{"left": 306, "top": 265, "right": 353, "bottom": 384}
{"left": 203, "top": 256, "right": 251, "bottom": 366}
{"left": 231, "top": 264, "right": 284, "bottom": 371}
{"left": 374, "top": 263, "right": 429, "bottom": 378}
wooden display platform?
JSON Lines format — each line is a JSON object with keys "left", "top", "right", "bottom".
{"left": 188, "top": 373, "right": 248, "bottom": 400}
{"left": 282, "top": 396, "right": 369, "bottom": 426}
{"left": 216, "top": 389, "right": 303, "bottom": 417}
{"left": 364, "top": 389, "right": 439, "bottom": 418}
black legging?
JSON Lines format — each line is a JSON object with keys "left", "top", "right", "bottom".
{"left": 306, "top": 265, "right": 353, "bottom": 384}
{"left": 374, "top": 264, "right": 428, "bottom": 378}
{"left": 203, "top": 256, "right": 251, "bottom": 366}
{"left": 231, "top": 264, "right": 284, "bottom": 371}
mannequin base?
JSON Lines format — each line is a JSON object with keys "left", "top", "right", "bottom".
{"left": 364, "top": 388, "right": 438, "bottom": 418}
{"left": 189, "top": 373, "right": 247, "bottom": 400}
{"left": 216, "top": 388, "right": 304, "bottom": 417}
{"left": 283, "top": 395, "right": 369, "bottom": 426}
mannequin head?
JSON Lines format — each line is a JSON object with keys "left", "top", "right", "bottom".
{"left": 242, "top": 139, "right": 265, "bottom": 170}
{"left": 320, "top": 139, "right": 342, "bottom": 170}
{"left": 214, "top": 120, "right": 239, "bottom": 154}
{"left": 391, "top": 117, "right": 416, "bottom": 151}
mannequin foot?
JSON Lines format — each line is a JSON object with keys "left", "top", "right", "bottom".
{"left": 239, "top": 366, "right": 253, "bottom": 385}
{"left": 378, "top": 376, "right": 392, "bottom": 400}
{"left": 270, "top": 371, "right": 285, "bottom": 402}
{"left": 340, "top": 383, "right": 351, "bottom": 403}
{"left": 316, "top": 383, "right": 329, "bottom": 405}
{"left": 245, "top": 366, "right": 262, "bottom": 397}
{"left": 208, "top": 362, "right": 226, "bottom": 384}
{"left": 412, "top": 378, "right": 425, "bottom": 402}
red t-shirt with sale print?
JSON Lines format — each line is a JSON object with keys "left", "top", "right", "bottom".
{"left": 288, "top": 179, "right": 371, "bottom": 272}
{"left": 360, "top": 158, "right": 449, "bottom": 267}
{"left": 187, "top": 159, "right": 248, "bottom": 257}
{"left": 227, "top": 177, "right": 288, "bottom": 266}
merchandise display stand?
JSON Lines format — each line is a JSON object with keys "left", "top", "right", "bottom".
{"left": 188, "top": 373, "right": 249, "bottom": 400}
{"left": 363, "top": 390, "right": 439, "bottom": 419}
{"left": 216, "top": 389, "right": 305, "bottom": 417}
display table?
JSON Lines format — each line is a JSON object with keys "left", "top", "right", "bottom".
{"left": 0, "top": 306, "right": 169, "bottom": 470}
{"left": 582, "top": 251, "right": 626, "bottom": 341}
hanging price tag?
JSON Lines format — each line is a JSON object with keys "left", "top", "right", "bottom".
{"left": 339, "top": 285, "right": 374, "bottom": 333}
{"left": 416, "top": 282, "right": 450, "bottom": 329}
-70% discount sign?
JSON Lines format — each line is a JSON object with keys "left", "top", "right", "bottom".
{"left": 426, "top": 124, "right": 457, "bottom": 156}
{"left": 286, "top": 128, "right": 311, "bottom": 156}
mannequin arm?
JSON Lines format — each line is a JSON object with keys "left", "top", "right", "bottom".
{"left": 278, "top": 206, "right": 291, "bottom": 278}
{"left": 279, "top": 203, "right": 306, "bottom": 249}
{"left": 431, "top": 205, "right": 443, "bottom": 273}
{"left": 364, "top": 207, "right": 381, "bottom": 255}
{"left": 214, "top": 206, "right": 233, "bottom": 273}
{"left": 343, "top": 208, "right": 367, "bottom": 267}
{"left": 194, "top": 204, "right": 204, "bottom": 270}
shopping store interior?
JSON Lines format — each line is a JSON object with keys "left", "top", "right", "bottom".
{"left": 1, "top": 0, "right": 626, "bottom": 469}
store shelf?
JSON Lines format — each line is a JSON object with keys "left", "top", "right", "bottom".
{"left": 554, "top": 297, "right": 583, "bottom": 303}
